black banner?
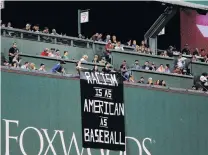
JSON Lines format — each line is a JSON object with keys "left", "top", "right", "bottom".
{"left": 80, "top": 71, "right": 125, "bottom": 151}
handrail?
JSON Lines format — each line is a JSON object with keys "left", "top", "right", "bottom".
{"left": 1, "top": 27, "right": 135, "bottom": 49}
{"left": 110, "top": 49, "right": 174, "bottom": 60}
{"left": 19, "top": 53, "right": 106, "bottom": 67}
{"left": 2, "top": 66, "right": 208, "bottom": 96}
{"left": 131, "top": 69, "right": 193, "bottom": 79}
{"left": 110, "top": 49, "right": 208, "bottom": 66}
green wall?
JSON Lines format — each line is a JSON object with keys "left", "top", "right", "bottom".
{"left": 1, "top": 69, "right": 208, "bottom": 155}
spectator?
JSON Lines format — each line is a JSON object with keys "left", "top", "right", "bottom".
{"left": 62, "top": 51, "right": 69, "bottom": 60}
{"left": 92, "top": 65, "right": 99, "bottom": 72}
{"left": 32, "top": 24, "right": 40, "bottom": 33}
{"left": 92, "top": 55, "right": 99, "bottom": 63}
{"left": 115, "top": 41, "right": 124, "bottom": 51}
{"left": 80, "top": 55, "right": 88, "bottom": 63}
{"left": 142, "top": 61, "right": 150, "bottom": 70}
{"left": 99, "top": 57, "right": 106, "bottom": 66}
{"left": 164, "top": 64, "right": 171, "bottom": 73}
{"left": 12, "top": 54, "right": 21, "bottom": 67}
{"left": 147, "top": 77, "right": 153, "bottom": 85}
{"left": 51, "top": 29, "right": 58, "bottom": 35}
{"left": 43, "top": 27, "right": 49, "bottom": 34}
{"left": 129, "top": 75, "right": 135, "bottom": 83}
{"left": 97, "top": 33, "right": 103, "bottom": 42}
{"left": 155, "top": 80, "right": 160, "bottom": 85}
{"left": 104, "top": 35, "right": 111, "bottom": 43}
{"left": 112, "top": 35, "right": 117, "bottom": 44}
{"left": 160, "top": 80, "right": 166, "bottom": 87}
{"left": 167, "top": 46, "right": 174, "bottom": 57}
{"left": 200, "top": 49, "right": 207, "bottom": 58}
{"left": 1, "top": 53, "right": 9, "bottom": 66}
{"left": 24, "top": 23, "right": 31, "bottom": 31}
{"left": 7, "top": 22, "right": 12, "bottom": 28}
{"left": 199, "top": 72, "right": 208, "bottom": 91}
{"left": 181, "top": 44, "right": 190, "bottom": 55}
{"left": 30, "top": 63, "right": 37, "bottom": 70}
{"left": 105, "top": 40, "right": 114, "bottom": 63}
{"left": 146, "top": 48, "right": 152, "bottom": 55}
{"left": 120, "top": 60, "right": 130, "bottom": 80}
{"left": 193, "top": 48, "right": 199, "bottom": 56}
{"left": 8, "top": 42, "right": 19, "bottom": 64}
{"left": 156, "top": 64, "right": 165, "bottom": 73}
{"left": 141, "top": 46, "right": 145, "bottom": 53}
{"left": 173, "top": 66, "right": 182, "bottom": 74}
{"left": 161, "top": 50, "right": 169, "bottom": 57}
{"left": 140, "top": 40, "right": 147, "bottom": 48}
{"left": 21, "top": 62, "right": 29, "bottom": 70}
{"left": 48, "top": 48, "right": 55, "bottom": 57}
{"left": 175, "top": 54, "right": 186, "bottom": 69}
{"left": 131, "top": 60, "right": 140, "bottom": 70}
{"left": 135, "top": 45, "right": 140, "bottom": 52}
{"left": 39, "top": 63, "right": 46, "bottom": 72}
{"left": 54, "top": 49, "right": 61, "bottom": 59}
{"left": 1, "top": 24, "right": 5, "bottom": 27}
{"left": 137, "top": 77, "right": 145, "bottom": 84}
{"left": 192, "top": 55, "right": 199, "bottom": 62}
{"left": 149, "top": 62, "right": 156, "bottom": 71}
{"left": 41, "top": 48, "right": 49, "bottom": 56}
{"left": 102, "top": 63, "right": 112, "bottom": 73}
{"left": 91, "top": 33, "right": 99, "bottom": 41}
{"left": 132, "top": 40, "right": 137, "bottom": 48}
{"left": 126, "top": 40, "right": 131, "bottom": 46}
{"left": 51, "top": 60, "right": 66, "bottom": 74}
{"left": 204, "top": 54, "right": 208, "bottom": 63}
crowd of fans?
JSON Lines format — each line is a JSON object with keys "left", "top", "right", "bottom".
{"left": 1, "top": 21, "right": 208, "bottom": 92}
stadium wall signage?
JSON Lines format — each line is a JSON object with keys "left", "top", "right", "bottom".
{"left": 2, "top": 119, "right": 153, "bottom": 155}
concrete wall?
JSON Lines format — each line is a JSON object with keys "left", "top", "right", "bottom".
{"left": 1, "top": 69, "right": 208, "bottom": 155}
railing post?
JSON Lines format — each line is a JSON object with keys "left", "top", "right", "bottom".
{"left": 71, "top": 40, "right": 74, "bottom": 46}
{"left": 20, "top": 33, "right": 23, "bottom": 39}
{"left": 3, "top": 30, "right": 6, "bottom": 36}
{"left": 87, "top": 42, "right": 90, "bottom": 48}
{"left": 54, "top": 38, "right": 57, "bottom": 44}
{"left": 38, "top": 35, "right": 40, "bottom": 41}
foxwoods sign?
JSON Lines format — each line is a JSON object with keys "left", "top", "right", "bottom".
{"left": 2, "top": 119, "right": 153, "bottom": 155}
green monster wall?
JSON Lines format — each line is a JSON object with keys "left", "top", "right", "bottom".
{"left": 1, "top": 69, "right": 208, "bottom": 155}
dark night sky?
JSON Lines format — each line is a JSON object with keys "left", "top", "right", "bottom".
{"left": 1, "top": 1, "right": 180, "bottom": 49}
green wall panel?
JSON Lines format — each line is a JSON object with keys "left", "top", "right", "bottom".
{"left": 1, "top": 70, "right": 208, "bottom": 155}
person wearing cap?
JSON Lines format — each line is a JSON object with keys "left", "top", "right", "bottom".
{"left": 51, "top": 60, "right": 66, "bottom": 74}
{"left": 181, "top": 44, "right": 190, "bottom": 55}
{"left": 8, "top": 42, "right": 19, "bottom": 64}
{"left": 39, "top": 63, "right": 46, "bottom": 72}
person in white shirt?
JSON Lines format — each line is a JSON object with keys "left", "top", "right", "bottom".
{"left": 177, "top": 54, "right": 186, "bottom": 69}
{"left": 39, "top": 63, "right": 46, "bottom": 72}
{"left": 80, "top": 55, "right": 88, "bottom": 63}
{"left": 21, "top": 62, "right": 29, "bottom": 70}
{"left": 115, "top": 41, "right": 124, "bottom": 51}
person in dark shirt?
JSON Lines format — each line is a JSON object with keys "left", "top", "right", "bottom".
{"left": 137, "top": 77, "right": 145, "bottom": 84}
{"left": 102, "top": 63, "right": 111, "bottom": 73}
{"left": 8, "top": 42, "right": 19, "bottom": 64}
{"left": 181, "top": 44, "right": 190, "bottom": 55}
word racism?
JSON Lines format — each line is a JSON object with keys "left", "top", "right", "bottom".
{"left": 80, "top": 71, "right": 125, "bottom": 151}
{"left": 2, "top": 119, "right": 153, "bottom": 155}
